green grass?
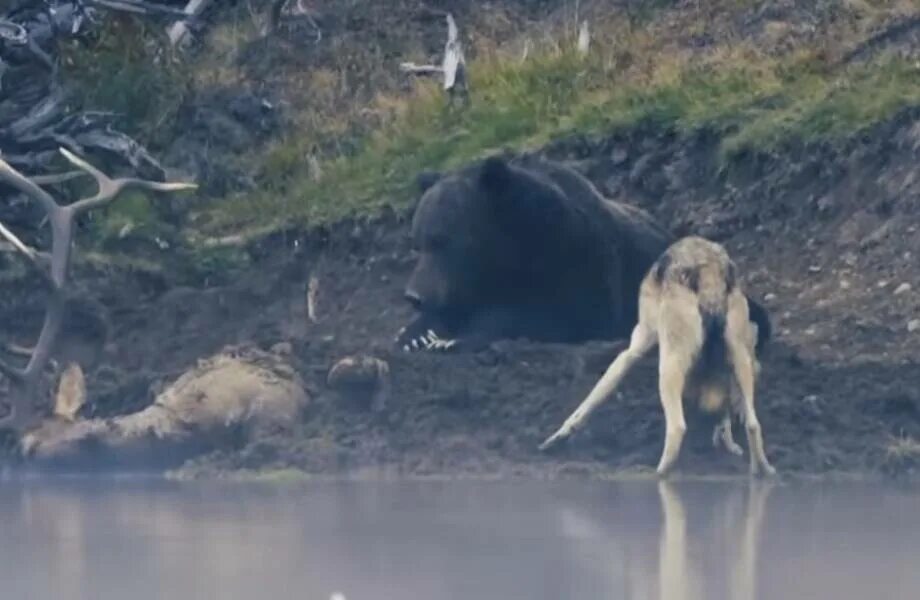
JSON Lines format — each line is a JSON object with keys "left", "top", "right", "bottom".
{"left": 61, "top": 15, "right": 190, "bottom": 146}
{"left": 196, "top": 44, "right": 920, "bottom": 238}
{"left": 47, "top": 3, "right": 920, "bottom": 246}
{"left": 53, "top": 6, "right": 920, "bottom": 244}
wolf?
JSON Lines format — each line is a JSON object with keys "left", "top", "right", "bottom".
{"left": 539, "top": 236, "right": 775, "bottom": 477}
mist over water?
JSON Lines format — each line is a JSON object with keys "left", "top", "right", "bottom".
{"left": 0, "top": 477, "right": 917, "bottom": 600}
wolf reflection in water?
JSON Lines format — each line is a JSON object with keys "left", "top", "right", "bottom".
{"left": 554, "top": 481, "right": 772, "bottom": 600}
{"left": 3, "top": 480, "right": 920, "bottom": 600}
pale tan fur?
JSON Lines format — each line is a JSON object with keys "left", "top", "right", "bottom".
{"left": 53, "top": 362, "right": 86, "bottom": 422}
{"left": 540, "top": 236, "right": 775, "bottom": 477}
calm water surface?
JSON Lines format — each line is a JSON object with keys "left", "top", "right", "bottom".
{"left": 0, "top": 477, "right": 917, "bottom": 600}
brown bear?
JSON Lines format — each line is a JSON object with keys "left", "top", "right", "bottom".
{"left": 397, "top": 154, "right": 771, "bottom": 353}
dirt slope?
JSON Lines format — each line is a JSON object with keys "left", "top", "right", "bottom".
{"left": 5, "top": 113, "right": 919, "bottom": 479}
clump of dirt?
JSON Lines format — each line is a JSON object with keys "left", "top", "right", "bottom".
{"left": 4, "top": 108, "right": 919, "bottom": 479}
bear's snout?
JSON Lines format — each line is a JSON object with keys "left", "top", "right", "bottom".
{"left": 404, "top": 253, "right": 449, "bottom": 311}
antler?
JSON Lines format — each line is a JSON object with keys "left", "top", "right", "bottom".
{"left": 0, "top": 148, "right": 196, "bottom": 428}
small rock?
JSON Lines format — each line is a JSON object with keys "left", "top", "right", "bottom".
{"left": 327, "top": 355, "right": 391, "bottom": 412}
{"left": 270, "top": 342, "right": 293, "bottom": 356}
{"left": 859, "top": 222, "right": 891, "bottom": 249}
{"left": 816, "top": 195, "right": 834, "bottom": 212}
{"left": 808, "top": 265, "right": 822, "bottom": 273}
{"left": 908, "top": 319, "right": 920, "bottom": 333}
{"left": 611, "top": 147, "right": 629, "bottom": 165}
{"left": 628, "top": 153, "right": 655, "bottom": 183}
{"left": 894, "top": 283, "right": 912, "bottom": 296}
{"left": 764, "top": 293, "right": 777, "bottom": 302}
{"left": 840, "top": 280, "right": 851, "bottom": 290}
{"left": 802, "top": 394, "right": 821, "bottom": 417}
{"left": 878, "top": 280, "right": 889, "bottom": 288}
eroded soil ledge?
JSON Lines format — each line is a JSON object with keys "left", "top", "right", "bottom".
{"left": 4, "top": 114, "right": 920, "bottom": 480}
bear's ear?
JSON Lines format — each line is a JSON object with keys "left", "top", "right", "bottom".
{"left": 478, "top": 155, "right": 513, "bottom": 190}
{"left": 416, "top": 170, "right": 442, "bottom": 194}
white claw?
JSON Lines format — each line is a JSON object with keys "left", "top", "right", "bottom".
{"left": 424, "top": 331, "right": 458, "bottom": 351}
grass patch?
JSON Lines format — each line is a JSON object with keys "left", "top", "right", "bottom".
{"left": 722, "top": 58, "right": 920, "bottom": 155}
{"left": 197, "top": 36, "right": 920, "bottom": 238}
{"left": 45, "top": 1, "right": 920, "bottom": 245}
{"left": 60, "top": 14, "right": 190, "bottom": 146}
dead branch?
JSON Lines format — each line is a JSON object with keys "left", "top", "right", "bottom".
{"left": 399, "top": 12, "right": 468, "bottom": 105}
{"left": 0, "top": 147, "right": 196, "bottom": 429}
{"left": 398, "top": 64, "right": 443, "bottom": 76}
{"left": 577, "top": 20, "right": 590, "bottom": 56}
{"left": 1, "top": 2, "right": 188, "bottom": 181}
{"left": 86, "top": 0, "right": 190, "bottom": 17}
{"left": 166, "top": 0, "right": 215, "bottom": 48}
{"left": 306, "top": 275, "right": 319, "bottom": 323}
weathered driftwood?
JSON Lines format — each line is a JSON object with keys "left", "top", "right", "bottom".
{"left": 20, "top": 345, "right": 310, "bottom": 470}
{"left": 0, "top": 1, "right": 309, "bottom": 185}
{"left": 0, "top": 1, "right": 184, "bottom": 182}
{"left": 577, "top": 20, "right": 590, "bottom": 56}
{"left": 399, "top": 13, "right": 468, "bottom": 105}
{"left": 166, "top": 0, "right": 215, "bottom": 48}
{"left": 0, "top": 147, "right": 196, "bottom": 430}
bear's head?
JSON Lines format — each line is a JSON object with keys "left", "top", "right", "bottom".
{"left": 404, "top": 155, "right": 586, "bottom": 317}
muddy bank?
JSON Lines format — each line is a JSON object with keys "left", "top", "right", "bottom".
{"left": 4, "top": 109, "right": 920, "bottom": 478}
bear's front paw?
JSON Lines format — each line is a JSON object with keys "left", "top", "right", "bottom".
{"left": 421, "top": 330, "right": 458, "bottom": 351}
{"left": 395, "top": 318, "right": 435, "bottom": 351}
{"left": 397, "top": 327, "right": 458, "bottom": 353}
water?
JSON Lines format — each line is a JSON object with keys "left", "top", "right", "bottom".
{"left": 0, "top": 477, "right": 917, "bottom": 600}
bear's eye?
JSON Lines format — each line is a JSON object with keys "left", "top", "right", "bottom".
{"left": 425, "top": 234, "right": 448, "bottom": 251}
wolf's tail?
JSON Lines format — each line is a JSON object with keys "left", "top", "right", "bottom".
{"left": 745, "top": 296, "right": 772, "bottom": 352}
{"left": 699, "top": 308, "right": 727, "bottom": 375}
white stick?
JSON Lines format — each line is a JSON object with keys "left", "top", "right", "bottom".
{"left": 167, "top": 0, "right": 213, "bottom": 47}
